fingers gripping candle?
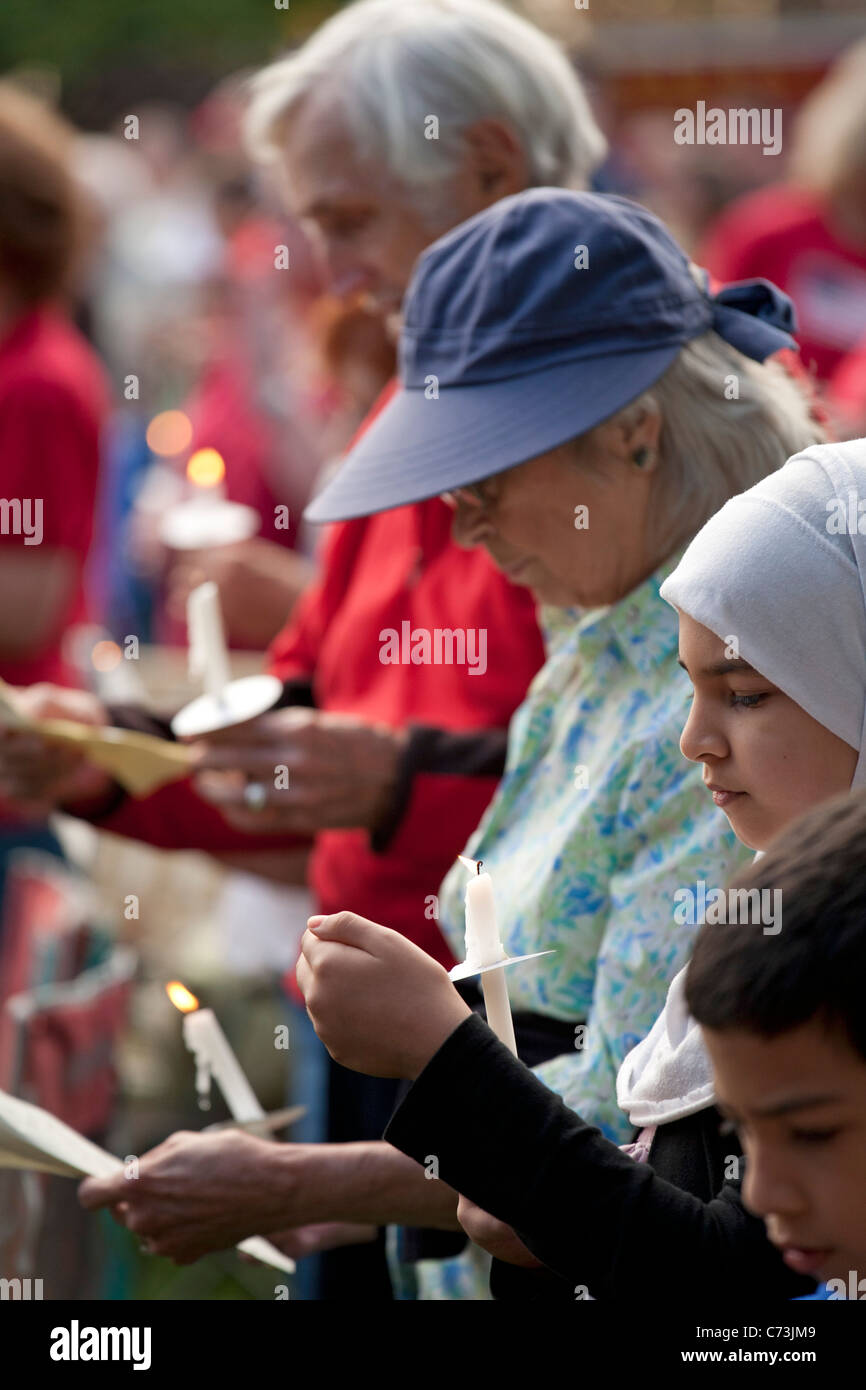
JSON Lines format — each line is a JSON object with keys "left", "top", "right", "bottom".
{"left": 463, "top": 859, "right": 517, "bottom": 1055}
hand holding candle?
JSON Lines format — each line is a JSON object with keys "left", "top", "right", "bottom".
{"left": 166, "top": 982, "right": 294, "bottom": 1271}
{"left": 296, "top": 912, "right": 472, "bottom": 1078}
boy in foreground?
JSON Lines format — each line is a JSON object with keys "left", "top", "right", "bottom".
{"left": 686, "top": 789, "right": 866, "bottom": 1296}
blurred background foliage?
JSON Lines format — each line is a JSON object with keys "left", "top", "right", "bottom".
{"left": 0, "top": 0, "right": 342, "bottom": 125}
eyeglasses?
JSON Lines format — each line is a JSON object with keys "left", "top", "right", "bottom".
{"left": 440, "top": 477, "right": 498, "bottom": 511}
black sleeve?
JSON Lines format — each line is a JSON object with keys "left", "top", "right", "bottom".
{"left": 384, "top": 1014, "right": 814, "bottom": 1300}
{"left": 106, "top": 676, "right": 316, "bottom": 744}
{"left": 106, "top": 703, "right": 176, "bottom": 742}
{"left": 370, "top": 725, "right": 508, "bottom": 853}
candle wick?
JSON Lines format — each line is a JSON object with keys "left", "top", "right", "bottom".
{"left": 477, "top": 860, "right": 483, "bottom": 874}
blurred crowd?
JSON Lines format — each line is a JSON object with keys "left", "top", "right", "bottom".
{"left": 3, "top": 23, "right": 866, "bottom": 703}
{"left": 2, "top": 0, "right": 866, "bottom": 1307}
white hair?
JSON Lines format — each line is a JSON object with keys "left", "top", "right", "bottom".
{"left": 244, "top": 0, "right": 606, "bottom": 197}
{"left": 613, "top": 333, "right": 826, "bottom": 559}
{"left": 788, "top": 38, "right": 866, "bottom": 201}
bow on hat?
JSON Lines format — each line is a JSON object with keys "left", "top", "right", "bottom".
{"left": 707, "top": 275, "right": 798, "bottom": 361}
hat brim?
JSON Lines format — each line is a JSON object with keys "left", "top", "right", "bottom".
{"left": 304, "top": 345, "right": 683, "bottom": 524}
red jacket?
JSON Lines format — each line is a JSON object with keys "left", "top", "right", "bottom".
{"left": 0, "top": 307, "right": 107, "bottom": 687}
{"left": 83, "top": 391, "right": 545, "bottom": 967}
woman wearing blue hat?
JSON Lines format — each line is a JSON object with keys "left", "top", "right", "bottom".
{"left": 304, "top": 187, "right": 824, "bottom": 1299}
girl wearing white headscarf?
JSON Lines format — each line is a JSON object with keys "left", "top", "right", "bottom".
{"left": 618, "top": 437, "right": 866, "bottom": 1131}
{"left": 367, "top": 437, "right": 866, "bottom": 1297}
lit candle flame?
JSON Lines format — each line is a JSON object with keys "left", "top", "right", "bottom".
{"left": 186, "top": 448, "right": 226, "bottom": 490}
{"left": 166, "top": 980, "right": 199, "bottom": 1013}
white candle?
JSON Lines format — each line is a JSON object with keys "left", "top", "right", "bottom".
{"left": 186, "top": 580, "right": 232, "bottom": 696}
{"left": 182, "top": 1007, "right": 265, "bottom": 1124}
{"left": 160, "top": 492, "right": 259, "bottom": 550}
{"left": 167, "top": 984, "right": 295, "bottom": 1272}
{"left": 463, "top": 861, "right": 517, "bottom": 1055}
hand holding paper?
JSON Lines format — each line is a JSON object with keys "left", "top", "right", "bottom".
{"left": 0, "top": 1088, "right": 294, "bottom": 1273}
{"left": 0, "top": 679, "right": 192, "bottom": 798}
{"left": 78, "top": 1127, "right": 298, "bottom": 1269}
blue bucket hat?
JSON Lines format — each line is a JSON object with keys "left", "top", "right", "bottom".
{"left": 304, "top": 188, "right": 797, "bottom": 524}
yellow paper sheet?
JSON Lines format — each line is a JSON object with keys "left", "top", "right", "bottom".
{"left": 0, "top": 681, "right": 192, "bottom": 796}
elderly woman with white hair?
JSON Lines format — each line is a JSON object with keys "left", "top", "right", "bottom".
{"left": 245, "top": 0, "right": 605, "bottom": 308}
{"left": 81, "top": 187, "right": 826, "bottom": 1303}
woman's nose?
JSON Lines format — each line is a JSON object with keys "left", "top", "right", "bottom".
{"left": 679, "top": 697, "right": 727, "bottom": 765}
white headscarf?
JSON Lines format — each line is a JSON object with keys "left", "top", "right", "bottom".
{"left": 617, "top": 439, "right": 866, "bottom": 1125}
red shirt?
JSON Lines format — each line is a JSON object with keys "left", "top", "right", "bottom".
{"left": 90, "top": 389, "right": 546, "bottom": 968}
{"left": 828, "top": 334, "right": 866, "bottom": 434}
{"left": 269, "top": 497, "right": 546, "bottom": 966}
{"left": 0, "top": 307, "right": 107, "bottom": 687}
{"left": 699, "top": 186, "right": 866, "bottom": 384}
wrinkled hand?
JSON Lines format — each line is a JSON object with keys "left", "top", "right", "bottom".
{"left": 191, "top": 708, "right": 408, "bottom": 834}
{"left": 0, "top": 683, "right": 113, "bottom": 815}
{"left": 78, "top": 1129, "right": 295, "bottom": 1265}
{"left": 296, "top": 911, "right": 471, "bottom": 1078}
{"left": 456, "top": 1195, "right": 543, "bottom": 1268}
{"left": 166, "top": 540, "right": 314, "bottom": 648}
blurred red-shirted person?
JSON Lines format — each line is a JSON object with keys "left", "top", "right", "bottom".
{"left": 827, "top": 333, "right": 866, "bottom": 438}
{"left": 151, "top": 194, "right": 325, "bottom": 650}
{"left": 0, "top": 84, "right": 108, "bottom": 898}
{"left": 699, "top": 39, "right": 866, "bottom": 386}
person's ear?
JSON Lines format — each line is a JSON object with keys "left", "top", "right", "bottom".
{"left": 621, "top": 407, "right": 663, "bottom": 475}
{"left": 584, "top": 409, "right": 663, "bottom": 475}
{"left": 460, "top": 119, "right": 529, "bottom": 204}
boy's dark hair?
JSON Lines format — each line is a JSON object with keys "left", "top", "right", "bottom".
{"left": 685, "top": 789, "right": 866, "bottom": 1060}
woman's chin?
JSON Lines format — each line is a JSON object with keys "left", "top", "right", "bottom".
{"left": 724, "top": 799, "right": 773, "bottom": 854}
{"left": 529, "top": 574, "right": 581, "bottom": 606}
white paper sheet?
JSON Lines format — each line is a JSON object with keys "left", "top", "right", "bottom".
{"left": 0, "top": 1088, "right": 295, "bottom": 1274}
